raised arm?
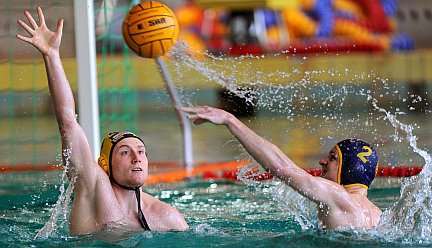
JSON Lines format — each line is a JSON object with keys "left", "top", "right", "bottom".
{"left": 16, "top": 7, "right": 95, "bottom": 181}
{"left": 181, "top": 106, "right": 342, "bottom": 205}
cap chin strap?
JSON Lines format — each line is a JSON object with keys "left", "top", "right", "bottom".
{"left": 134, "top": 187, "right": 150, "bottom": 230}
{"left": 110, "top": 175, "right": 150, "bottom": 231}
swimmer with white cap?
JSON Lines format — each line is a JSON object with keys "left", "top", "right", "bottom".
{"left": 16, "top": 7, "right": 188, "bottom": 235}
{"left": 181, "top": 106, "right": 381, "bottom": 230}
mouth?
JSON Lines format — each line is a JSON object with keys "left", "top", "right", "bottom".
{"left": 132, "top": 168, "right": 143, "bottom": 172}
{"left": 321, "top": 167, "right": 327, "bottom": 176}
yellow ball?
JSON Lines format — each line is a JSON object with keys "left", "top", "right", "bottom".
{"left": 122, "top": 1, "right": 179, "bottom": 58}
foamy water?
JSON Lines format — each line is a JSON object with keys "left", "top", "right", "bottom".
{"left": 372, "top": 98, "right": 432, "bottom": 243}
{"left": 35, "top": 146, "right": 75, "bottom": 239}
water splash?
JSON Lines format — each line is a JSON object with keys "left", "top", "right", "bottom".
{"left": 171, "top": 41, "right": 378, "bottom": 125}
{"left": 193, "top": 223, "right": 226, "bottom": 236}
{"left": 171, "top": 42, "right": 259, "bottom": 105}
{"left": 35, "top": 147, "right": 76, "bottom": 239}
{"left": 371, "top": 97, "right": 432, "bottom": 243}
{"left": 269, "top": 182, "right": 317, "bottom": 229}
{"left": 237, "top": 162, "right": 316, "bottom": 230}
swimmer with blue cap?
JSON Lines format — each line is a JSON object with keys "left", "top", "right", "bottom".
{"left": 17, "top": 7, "right": 188, "bottom": 235}
{"left": 182, "top": 105, "right": 382, "bottom": 230}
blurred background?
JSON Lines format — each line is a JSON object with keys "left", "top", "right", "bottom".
{"left": 0, "top": 0, "right": 431, "bottom": 170}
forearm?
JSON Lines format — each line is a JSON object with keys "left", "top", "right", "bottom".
{"left": 43, "top": 52, "right": 77, "bottom": 131}
{"left": 45, "top": 53, "right": 95, "bottom": 179}
{"left": 225, "top": 116, "right": 326, "bottom": 201}
{"left": 224, "top": 114, "right": 296, "bottom": 177}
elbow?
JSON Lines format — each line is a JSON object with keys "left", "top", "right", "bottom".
{"left": 266, "top": 152, "right": 301, "bottom": 181}
{"left": 272, "top": 146, "right": 289, "bottom": 168}
{"left": 57, "top": 110, "right": 78, "bottom": 132}
{"left": 176, "top": 213, "right": 189, "bottom": 231}
{"left": 58, "top": 121, "right": 77, "bottom": 135}
{"left": 178, "top": 222, "right": 189, "bottom": 231}
{"left": 267, "top": 154, "right": 290, "bottom": 177}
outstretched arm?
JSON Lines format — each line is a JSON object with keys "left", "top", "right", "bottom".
{"left": 16, "top": 7, "right": 95, "bottom": 182}
{"left": 17, "top": 8, "right": 72, "bottom": 130}
{"left": 181, "top": 106, "right": 341, "bottom": 205}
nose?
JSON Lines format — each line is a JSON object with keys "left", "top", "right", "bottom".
{"left": 132, "top": 151, "right": 142, "bottom": 163}
{"left": 319, "top": 157, "right": 327, "bottom": 166}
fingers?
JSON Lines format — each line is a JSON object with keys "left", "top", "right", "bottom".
{"left": 179, "top": 106, "right": 197, "bottom": 113}
{"left": 37, "top": 6, "right": 45, "bottom": 25}
{"left": 183, "top": 113, "right": 198, "bottom": 120}
{"left": 180, "top": 106, "right": 209, "bottom": 114}
{"left": 16, "top": 34, "right": 32, "bottom": 44}
{"left": 182, "top": 111, "right": 202, "bottom": 120}
{"left": 17, "top": 7, "right": 41, "bottom": 38}
{"left": 56, "top": 19, "right": 64, "bottom": 35}
{"left": 185, "top": 113, "right": 207, "bottom": 125}
{"left": 16, "top": 19, "right": 34, "bottom": 36}
{"left": 193, "top": 119, "right": 207, "bottom": 125}
{"left": 18, "top": 7, "right": 47, "bottom": 35}
{"left": 24, "top": 10, "right": 39, "bottom": 30}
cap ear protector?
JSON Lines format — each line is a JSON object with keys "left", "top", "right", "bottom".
{"left": 98, "top": 132, "right": 145, "bottom": 177}
{"left": 98, "top": 153, "right": 110, "bottom": 175}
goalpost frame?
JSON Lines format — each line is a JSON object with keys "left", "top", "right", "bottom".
{"left": 73, "top": 0, "right": 100, "bottom": 158}
{"left": 72, "top": 0, "right": 194, "bottom": 169}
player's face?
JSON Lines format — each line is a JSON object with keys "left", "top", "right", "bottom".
{"left": 111, "top": 138, "right": 148, "bottom": 188}
{"left": 319, "top": 147, "right": 340, "bottom": 183}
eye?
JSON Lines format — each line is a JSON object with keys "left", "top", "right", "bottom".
{"left": 138, "top": 150, "right": 145, "bottom": 155}
{"left": 121, "top": 150, "right": 129, "bottom": 155}
{"left": 329, "top": 153, "right": 337, "bottom": 161}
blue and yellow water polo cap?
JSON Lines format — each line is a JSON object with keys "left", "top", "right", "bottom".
{"left": 98, "top": 132, "right": 145, "bottom": 177}
{"left": 335, "top": 139, "right": 378, "bottom": 189}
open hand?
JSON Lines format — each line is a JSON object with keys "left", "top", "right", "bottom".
{"left": 16, "top": 7, "right": 63, "bottom": 56}
{"left": 180, "top": 106, "right": 233, "bottom": 125}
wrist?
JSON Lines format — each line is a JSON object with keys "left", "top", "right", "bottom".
{"left": 43, "top": 50, "right": 61, "bottom": 62}
{"left": 224, "top": 112, "right": 236, "bottom": 126}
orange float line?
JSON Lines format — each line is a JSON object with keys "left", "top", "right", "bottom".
{"left": 0, "top": 162, "right": 424, "bottom": 184}
{"left": 0, "top": 160, "right": 251, "bottom": 184}
{"left": 0, "top": 164, "right": 62, "bottom": 173}
{"left": 146, "top": 160, "right": 250, "bottom": 184}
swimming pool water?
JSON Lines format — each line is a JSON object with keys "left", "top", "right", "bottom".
{"left": 0, "top": 170, "right": 423, "bottom": 248}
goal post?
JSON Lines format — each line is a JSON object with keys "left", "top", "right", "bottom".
{"left": 74, "top": 0, "right": 100, "bottom": 158}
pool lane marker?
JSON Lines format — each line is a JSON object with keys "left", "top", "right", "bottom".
{"left": 0, "top": 162, "right": 424, "bottom": 184}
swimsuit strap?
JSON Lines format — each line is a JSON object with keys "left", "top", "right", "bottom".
{"left": 135, "top": 188, "right": 151, "bottom": 231}
{"left": 110, "top": 176, "right": 150, "bottom": 231}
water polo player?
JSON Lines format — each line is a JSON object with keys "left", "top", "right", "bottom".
{"left": 182, "top": 106, "right": 382, "bottom": 230}
{"left": 17, "top": 7, "right": 188, "bottom": 235}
